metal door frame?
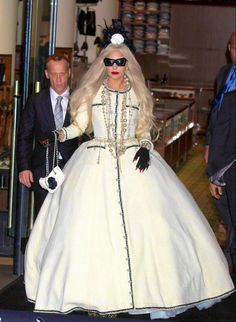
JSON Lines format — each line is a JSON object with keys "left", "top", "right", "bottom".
{"left": 13, "top": 0, "right": 58, "bottom": 275}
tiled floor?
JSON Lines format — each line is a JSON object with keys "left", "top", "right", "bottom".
{"left": 176, "top": 137, "right": 225, "bottom": 243}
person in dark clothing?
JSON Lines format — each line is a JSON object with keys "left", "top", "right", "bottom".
{"left": 17, "top": 54, "right": 78, "bottom": 216}
{"left": 205, "top": 31, "right": 236, "bottom": 280}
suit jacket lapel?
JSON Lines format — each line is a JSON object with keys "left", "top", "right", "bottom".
{"left": 43, "top": 88, "right": 56, "bottom": 129}
{"left": 218, "top": 64, "right": 232, "bottom": 93}
{"left": 64, "top": 89, "right": 73, "bottom": 127}
{"left": 64, "top": 109, "right": 71, "bottom": 127}
{"left": 64, "top": 89, "right": 72, "bottom": 127}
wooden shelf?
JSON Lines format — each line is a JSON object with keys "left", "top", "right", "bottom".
{"left": 120, "top": 0, "right": 171, "bottom": 55}
{"left": 0, "top": 55, "right": 12, "bottom": 85}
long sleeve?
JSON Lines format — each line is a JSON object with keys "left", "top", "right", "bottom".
{"left": 204, "top": 66, "right": 225, "bottom": 147}
{"left": 17, "top": 97, "right": 35, "bottom": 171}
{"left": 65, "top": 108, "right": 90, "bottom": 140}
{"left": 205, "top": 117, "right": 212, "bottom": 147}
{"left": 139, "top": 132, "right": 151, "bottom": 141}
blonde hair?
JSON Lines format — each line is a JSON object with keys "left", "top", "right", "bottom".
{"left": 70, "top": 43, "right": 154, "bottom": 138}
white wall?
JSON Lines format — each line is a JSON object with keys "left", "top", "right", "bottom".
{"left": 0, "top": 0, "right": 18, "bottom": 54}
{"left": 77, "top": 0, "right": 119, "bottom": 63}
{"left": 0, "top": 0, "right": 18, "bottom": 85}
{"left": 56, "top": 0, "right": 77, "bottom": 48}
{"left": 16, "top": 0, "right": 24, "bottom": 46}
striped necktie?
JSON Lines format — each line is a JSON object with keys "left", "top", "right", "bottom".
{"left": 212, "top": 66, "right": 236, "bottom": 109}
{"left": 54, "top": 96, "right": 64, "bottom": 129}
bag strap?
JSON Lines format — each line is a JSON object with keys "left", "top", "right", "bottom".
{"left": 45, "top": 132, "right": 59, "bottom": 176}
{"left": 52, "top": 131, "right": 59, "bottom": 168}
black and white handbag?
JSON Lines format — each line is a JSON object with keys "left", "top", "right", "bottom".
{"left": 39, "top": 132, "right": 65, "bottom": 193}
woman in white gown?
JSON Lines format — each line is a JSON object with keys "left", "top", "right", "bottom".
{"left": 24, "top": 30, "right": 235, "bottom": 319}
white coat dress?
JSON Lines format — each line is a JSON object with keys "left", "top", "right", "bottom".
{"left": 24, "top": 85, "right": 235, "bottom": 319}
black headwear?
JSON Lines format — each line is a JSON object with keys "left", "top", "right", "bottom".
{"left": 102, "top": 19, "right": 135, "bottom": 52}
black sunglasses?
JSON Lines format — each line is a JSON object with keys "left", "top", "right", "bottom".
{"left": 104, "top": 57, "right": 127, "bottom": 67}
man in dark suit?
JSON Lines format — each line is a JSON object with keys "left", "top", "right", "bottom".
{"left": 17, "top": 54, "right": 78, "bottom": 216}
{"left": 205, "top": 31, "right": 236, "bottom": 278}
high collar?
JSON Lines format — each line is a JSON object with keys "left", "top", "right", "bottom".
{"left": 102, "top": 80, "right": 131, "bottom": 94}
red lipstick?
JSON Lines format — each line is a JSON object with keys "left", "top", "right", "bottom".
{"left": 111, "top": 71, "right": 119, "bottom": 75}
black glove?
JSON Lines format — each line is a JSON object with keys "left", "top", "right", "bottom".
{"left": 37, "top": 131, "right": 57, "bottom": 146}
{"left": 133, "top": 147, "right": 150, "bottom": 172}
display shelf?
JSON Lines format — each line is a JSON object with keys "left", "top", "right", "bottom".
{"left": 154, "top": 99, "right": 194, "bottom": 167}
{"left": 0, "top": 161, "right": 13, "bottom": 257}
{"left": 0, "top": 55, "right": 12, "bottom": 85}
{"left": 148, "top": 81, "right": 214, "bottom": 132}
{"left": 119, "top": 1, "right": 171, "bottom": 55}
{"left": 0, "top": 151, "right": 10, "bottom": 211}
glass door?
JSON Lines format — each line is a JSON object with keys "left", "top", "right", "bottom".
{"left": 12, "top": 0, "right": 58, "bottom": 275}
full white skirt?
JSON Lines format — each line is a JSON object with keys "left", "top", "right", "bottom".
{"left": 25, "top": 140, "right": 235, "bottom": 318}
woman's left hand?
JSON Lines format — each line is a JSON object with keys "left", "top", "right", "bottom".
{"left": 133, "top": 147, "right": 150, "bottom": 172}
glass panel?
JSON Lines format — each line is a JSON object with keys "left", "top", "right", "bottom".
{"left": 29, "top": 0, "right": 51, "bottom": 89}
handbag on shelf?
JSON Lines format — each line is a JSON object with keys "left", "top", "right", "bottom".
{"left": 39, "top": 132, "right": 65, "bottom": 193}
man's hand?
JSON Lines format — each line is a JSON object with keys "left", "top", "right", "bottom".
{"left": 19, "top": 170, "right": 34, "bottom": 188}
{"left": 38, "top": 131, "right": 57, "bottom": 146}
{"left": 209, "top": 182, "right": 222, "bottom": 199}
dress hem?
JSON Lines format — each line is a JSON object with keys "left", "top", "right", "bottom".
{"left": 27, "top": 287, "right": 235, "bottom": 315}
